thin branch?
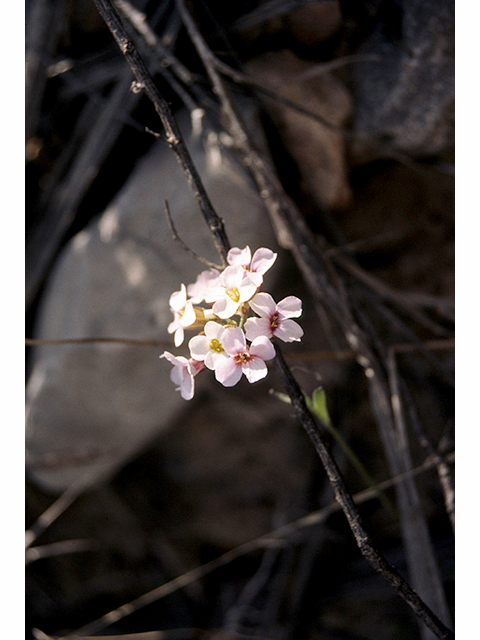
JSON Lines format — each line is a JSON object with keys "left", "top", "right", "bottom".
{"left": 92, "top": 0, "right": 231, "bottom": 265}
{"left": 164, "top": 200, "right": 224, "bottom": 270}
{"left": 25, "top": 337, "right": 171, "bottom": 347}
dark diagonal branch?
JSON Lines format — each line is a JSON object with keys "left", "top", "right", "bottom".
{"left": 92, "top": 0, "right": 231, "bottom": 265}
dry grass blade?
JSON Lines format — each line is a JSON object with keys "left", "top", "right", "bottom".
{"left": 400, "top": 378, "right": 455, "bottom": 533}
{"left": 386, "top": 350, "right": 453, "bottom": 638}
{"left": 26, "top": 539, "right": 98, "bottom": 565}
{"left": 26, "top": 473, "right": 96, "bottom": 549}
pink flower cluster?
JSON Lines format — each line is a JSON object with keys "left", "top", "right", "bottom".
{"left": 161, "top": 246, "right": 303, "bottom": 400}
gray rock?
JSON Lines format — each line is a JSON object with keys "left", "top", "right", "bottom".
{"left": 26, "top": 110, "right": 280, "bottom": 492}
{"left": 350, "top": 0, "right": 454, "bottom": 161}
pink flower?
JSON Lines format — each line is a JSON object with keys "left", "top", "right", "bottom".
{"left": 167, "top": 284, "right": 197, "bottom": 347}
{"left": 160, "top": 351, "right": 205, "bottom": 400}
{"left": 245, "top": 292, "right": 303, "bottom": 343}
{"left": 214, "top": 327, "right": 275, "bottom": 387}
{"left": 227, "top": 246, "right": 277, "bottom": 287}
{"left": 188, "top": 321, "right": 230, "bottom": 370}
{"left": 204, "top": 265, "right": 258, "bottom": 319}
{"left": 187, "top": 268, "right": 220, "bottom": 304}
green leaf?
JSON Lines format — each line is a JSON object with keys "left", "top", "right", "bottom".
{"left": 309, "top": 386, "right": 332, "bottom": 426}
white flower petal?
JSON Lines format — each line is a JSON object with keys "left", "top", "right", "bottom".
{"left": 169, "top": 284, "right": 187, "bottom": 311}
{"left": 249, "top": 292, "right": 276, "bottom": 318}
{"left": 188, "top": 335, "right": 210, "bottom": 361}
{"left": 215, "top": 358, "right": 243, "bottom": 387}
{"left": 167, "top": 316, "right": 179, "bottom": 335}
{"left": 244, "top": 317, "right": 272, "bottom": 341}
{"left": 204, "top": 321, "right": 225, "bottom": 340}
{"left": 205, "top": 350, "right": 228, "bottom": 370}
{"left": 160, "top": 351, "right": 195, "bottom": 400}
{"left": 221, "top": 327, "right": 246, "bottom": 356}
{"left": 180, "top": 301, "right": 196, "bottom": 327}
{"left": 174, "top": 326, "right": 185, "bottom": 347}
{"left": 242, "top": 358, "right": 268, "bottom": 383}
{"left": 160, "top": 351, "right": 188, "bottom": 366}
{"left": 277, "top": 296, "right": 303, "bottom": 318}
{"left": 250, "top": 248, "right": 277, "bottom": 275}
{"left": 179, "top": 371, "right": 194, "bottom": 400}
{"left": 220, "top": 265, "right": 244, "bottom": 288}
{"left": 238, "top": 277, "right": 259, "bottom": 302}
{"left": 212, "top": 295, "right": 239, "bottom": 319}
{"left": 204, "top": 284, "right": 226, "bottom": 303}
{"left": 275, "top": 319, "right": 304, "bottom": 342}
{"left": 227, "top": 246, "right": 251, "bottom": 268}
{"left": 247, "top": 271, "right": 264, "bottom": 287}
{"left": 187, "top": 268, "right": 220, "bottom": 303}
{"left": 249, "top": 336, "right": 275, "bottom": 361}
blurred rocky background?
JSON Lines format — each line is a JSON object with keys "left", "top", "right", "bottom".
{"left": 26, "top": 1, "right": 454, "bottom": 639}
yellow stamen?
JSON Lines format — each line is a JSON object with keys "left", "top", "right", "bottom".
{"left": 209, "top": 338, "right": 224, "bottom": 353}
{"left": 226, "top": 287, "right": 241, "bottom": 302}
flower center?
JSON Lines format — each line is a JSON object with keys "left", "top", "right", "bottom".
{"left": 226, "top": 287, "right": 241, "bottom": 302}
{"left": 209, "top": 338, "right": 224, "bottom": 353}
{"left": 270, "top": 312, "right": 280, "bottom": 330}
{"left": 234, "top": 352, "right": 252, "bottom": 364}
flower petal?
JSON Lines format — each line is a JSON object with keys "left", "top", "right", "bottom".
{"left": 160, "top": 351, "right": 195, "bottom": 400}
{"left": 178, "top": 370, "right": 194, "bottom": 400}
{"left": 250, "top": 248, "right": 277, "bottom": 274}
{"left": 238, "top": 277, "right": 259, "bottom": 302}
{"left": 227, "top": 246, "right": 251, "bottom": 268}
{"left": 160, "top": 351, "right": 188, "bottom": 367}
{"left": 221, "top": 265, "right": 245, "bottom": 289}
{"left": 205, "top": 350, "right": 228, "bottom": 370}
{"left": 188, "top": 335, "right": 210, "bottom": 361}
{"left": 204, "top": 321, "right": 225, "bottom": 340}
{"left": 221, "top": 327, "right": 246, "bottom": 356}
{"left": 249, "top": 336, "right": 275, "bottom": 360}
{"left": 275, "top": 319, "right": 304, "bottom": 342}
{"left": 242, "top": 358, "right": 268, "bottom": 383}
{"left": 276, "top": 296, "right": 303, "bottom": 318}
{"left": 212, "top": 295, "right": 239, "bottom": 319}
{"left": 249, "top": 292, "right": 276, "bottom": 318}
{"left": 244, "top": 316, "right": 273, "bottom": 341}
{"left": 169, "top": 284, "right": 187, "bottom": 311}
{"left": 180, "top": 300, "right": 196, "bottom": 327}
{"left": 215, "top": 358, "right": 243, "bottom": 387}
{"left": 187, "top": 268, "right": 220, "bottom": 303}
{"left": 174, "top": 326, "right": 185, "bottom": 347}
